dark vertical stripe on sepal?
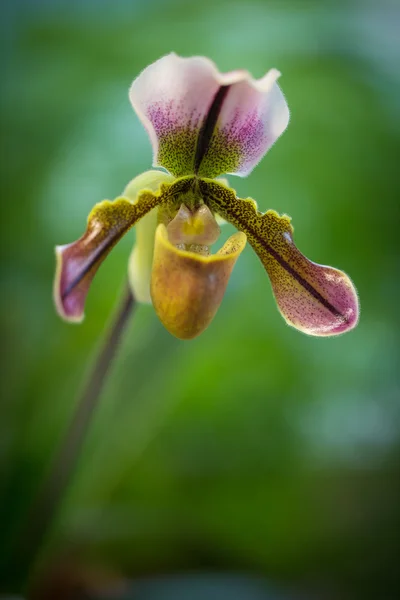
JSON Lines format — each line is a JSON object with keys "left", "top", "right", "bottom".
{"left": 194, "top": 85, "right": 230, "bottom": 173}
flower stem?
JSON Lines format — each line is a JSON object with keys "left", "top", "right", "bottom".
{"left": 9, "top": 282, "right": 135, "bottom": 582}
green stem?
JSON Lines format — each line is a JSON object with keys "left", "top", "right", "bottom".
{"left": 9, "top": 282, "right": 136, "bottom": 581}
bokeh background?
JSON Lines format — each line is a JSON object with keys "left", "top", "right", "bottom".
{"left": 1, "top": 0, "right": 400, "bottom": 598}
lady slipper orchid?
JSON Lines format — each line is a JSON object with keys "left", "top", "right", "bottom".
{"left": 54, "top": 53, "right": 359, "bottom": 339}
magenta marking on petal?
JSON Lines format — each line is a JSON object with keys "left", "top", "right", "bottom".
{"left": 222, "top": 109, "right": 268, "bottom": 172}
{"left": 272, "top": 262, "right": 359, "bottom": 336}
{"left": 54, "top": 191, "right": 170, "bottom": 323}
{"left": 146, "top": 101, "right": 204, "bottom": 175}
{"left": 147, "top": 101, "right": 202, "bottom": 139}
{"left": 200, "top": 180, "right": 359, "bottom": 336}
{"left": 148, "top": 101, "right": 175, "bottom": 135}
{"left": 130, "top": 55, "right": 289, "bottom": 178}
{"left": 54, "top": 243, "right": 91, "bottom": 323}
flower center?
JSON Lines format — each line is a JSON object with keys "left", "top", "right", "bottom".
{"left": 166, "top": 203, "right": 220, "bottom": 255}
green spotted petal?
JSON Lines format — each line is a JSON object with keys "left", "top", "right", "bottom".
{"left": 201, "top": 179, "right": 359, "bottom": 336}
{"left": 54, "top": 172, "right": 178, "bottom": 322}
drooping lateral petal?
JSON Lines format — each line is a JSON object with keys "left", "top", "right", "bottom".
{"left": 151, "top": 224, "right": 246, "bottom": 340}
{"left": 201, "top": 180, "right": 359, "bottom": 336}
{"left": 54, "top": 186, "right": 166, "bottom": 322}
{"left": 125, "top": 170, "right": 175, "bottom": 303}
{"left": 129, "top": 53, "right": 288, "bottom": 178}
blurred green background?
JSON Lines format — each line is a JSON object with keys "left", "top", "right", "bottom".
{"left": 1, "top": 0, "right": 400, "bottom": 598}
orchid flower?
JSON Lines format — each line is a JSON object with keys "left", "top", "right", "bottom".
{"left": 54, "top": 53, "right": 359, "bottom": 339}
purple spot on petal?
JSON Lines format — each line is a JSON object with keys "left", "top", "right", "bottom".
{"left": 222, "top": 109, "right": 270, "bottom": 172}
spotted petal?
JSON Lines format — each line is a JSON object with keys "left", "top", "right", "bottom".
{"left": 54, "top": 173, "right": 181, "bottom": 322}
{"left": 202, "top": 180, "right": 359, "bottom": 336}
{"left": 129, "top": 53, "right": 289, "bottom": 179}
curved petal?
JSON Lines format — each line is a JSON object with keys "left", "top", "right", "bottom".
{"left": 151, "top": 224, "right": 246, "bottom": 340}
{"left": 130, "top": 53, "right": 220, "bottom": 177}
{"left": 54, "top": 173, "right": 175, "bottom": 322}
{"left": 198, "top": 68, "right": 289, "bottom": 178}
{"left": 129, "top": 53, "right": 288, "bottom": 178}
{"left": 125, "top": 170, "right": 175, "bottom": 304}
{"left": 202, "top": 180, "right": 359, "bottom": 336}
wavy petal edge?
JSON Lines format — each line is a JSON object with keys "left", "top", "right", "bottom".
{"left": 199, "top": 179, "right": 359, "bottom": 337}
